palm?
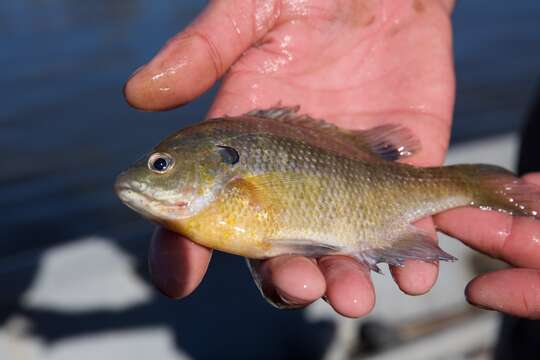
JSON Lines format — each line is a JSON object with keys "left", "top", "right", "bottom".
{"left": 211, "top": 0, "right": 454, "bottom": 169}
{"left": 124, "top": 0, "right": 540, "bottom": 319}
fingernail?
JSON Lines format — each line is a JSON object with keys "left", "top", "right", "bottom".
{"left": 465, "top": 295, "right": 494, "bottom": 312}
{"left": 275, "top": 288, "right": 304, "bottom": 305}
{"left": 469, "top": 302, "right": 494, "bottom": 312}
{"left": 274, "top": 288, "right": 307, "bottom": 309}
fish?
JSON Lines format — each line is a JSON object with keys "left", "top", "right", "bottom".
{"left": 115, "top": 106, "right": 540, "bottom": 272}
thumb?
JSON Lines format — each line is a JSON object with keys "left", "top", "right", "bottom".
{"left": 124, "top": 0, "right": 280, "bottom": 111}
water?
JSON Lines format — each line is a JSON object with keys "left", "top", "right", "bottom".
{"left": 452, "top": 1, "right": 540, "bottom": 140}
{"left": 1, "top": 0, "right": 539, "bottom": 358}
{"left": 2, "top": 0, "right": 210, "bottom": 257}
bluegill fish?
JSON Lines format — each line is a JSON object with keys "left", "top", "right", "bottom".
{"left": 115, "top": 107, "right": 540, "bottom": 271}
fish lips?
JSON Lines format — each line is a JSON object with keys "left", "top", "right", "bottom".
{"left": 114, "top": 179, "right": 190, "bottom": 221}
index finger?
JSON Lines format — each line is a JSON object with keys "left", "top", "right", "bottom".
{"left": 124, "top": 0, "right": 277, "bottom": 111}
{"left": 434, "top": 173, "right": 540, "bottom": 268}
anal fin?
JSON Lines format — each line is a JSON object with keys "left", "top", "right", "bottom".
{"left": 355, "top": 227, "right": 456, "bottom": 271}
{"left": 251, "top": 228, "right": 455, "bottom": 275}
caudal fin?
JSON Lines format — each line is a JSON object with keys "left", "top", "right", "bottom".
{"left": 455, "top": 164, "right": 540, "bottom": 219}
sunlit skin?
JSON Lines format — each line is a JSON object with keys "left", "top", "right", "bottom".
{"left": 125, "top": 0, "right": 540, "bottom": 318}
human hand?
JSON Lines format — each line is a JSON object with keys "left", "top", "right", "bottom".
{"left": 125, "top": 0, "right": 459, "bottom": 317}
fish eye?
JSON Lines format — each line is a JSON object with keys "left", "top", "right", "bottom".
{"left": 217, "top": 145, "right": 240, "bottom": 165}
{"left": 148, "top": 152, "right": 174, "bottom": 174}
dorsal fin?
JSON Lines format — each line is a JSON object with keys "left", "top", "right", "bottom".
{"left": 245, "top": 106, "right": 421, "bottom": 161}
{"left": 246, "top": 106, "right": 302, "bottom": 121}
{"left": 358, "top": 124, "right": 421, "bottom": 161}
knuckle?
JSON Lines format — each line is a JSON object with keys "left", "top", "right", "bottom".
{"left": 184, "top": 30, "right": 224, "bottom": 80}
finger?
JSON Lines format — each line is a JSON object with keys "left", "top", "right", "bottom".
{"left": 318, "top": 256, "right": 375, "bottom": 318}
{"left": 435, "top": 173, "right": 540, "bottom": 268}
{"left": 465, "top": 268, "right": 540, "bottom": 319}
{"left": 124, "top": 0, "right": 280, "bottom": 110}
{"left": 390, "top": 217, "right": 439, "bottom": 295}
{"left": 149, "top": 227, "right": 212, "bottom": 298}
{"left": 252, "top": 256, "right": 325, "bottom": 308}
{"left": 245, "top": 258, "right": 298, "bottom": 309}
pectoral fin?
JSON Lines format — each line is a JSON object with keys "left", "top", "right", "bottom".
{"left": 227, "top": 172, "right": 305, "bottom": 211}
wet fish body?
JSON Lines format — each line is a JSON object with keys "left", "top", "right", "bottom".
{"left": 115, "top": 107, "right": 540, "bottom": 271}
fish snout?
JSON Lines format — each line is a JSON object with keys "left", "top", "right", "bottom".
{"left": 115, "top": 169, "right": 149, "bottom": 192}
{"left": 114, "top": 171, "right": 156, "bottom": 216}
{"left": 114, "top": 171, "right": 134, "bottom": 203}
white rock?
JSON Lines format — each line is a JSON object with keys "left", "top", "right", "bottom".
{"left": 22, "top": 237, "right": 152, "bottom": 312}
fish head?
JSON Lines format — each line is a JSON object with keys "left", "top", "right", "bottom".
{"left": 115, "top": 126, "right": 241, "bottom": 223}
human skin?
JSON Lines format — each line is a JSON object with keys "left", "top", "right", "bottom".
{"left": 124, "top": 0, "right": 540, "bottom": 318}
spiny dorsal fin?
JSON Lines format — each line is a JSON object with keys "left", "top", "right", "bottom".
{"left": 245, "top": 106, "right": 421, "bottom": 161}
{"left": 246, "top": 106, "right": 303, "bottom": 121}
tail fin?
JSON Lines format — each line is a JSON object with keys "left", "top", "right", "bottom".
{"left": 454, "top": 164, "right": 540, "bottom": 219}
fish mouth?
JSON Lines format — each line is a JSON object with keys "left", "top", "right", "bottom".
{"left": 114, "top": 181, "right": 191, "bottom": 220}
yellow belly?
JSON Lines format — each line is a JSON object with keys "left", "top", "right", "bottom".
{"left": 163, "top": 177, "right": 280, "bottom": 258}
